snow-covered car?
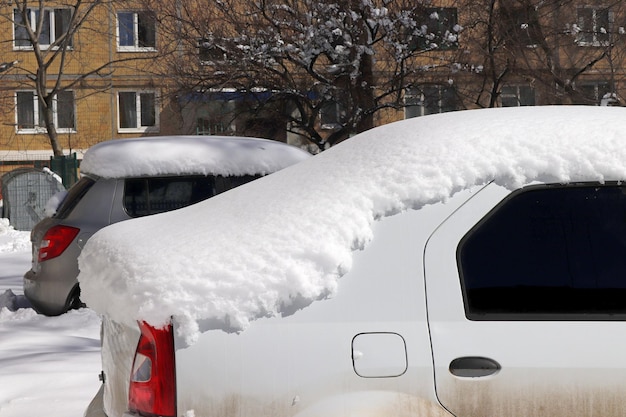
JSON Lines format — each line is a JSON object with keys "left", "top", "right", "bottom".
{"left": 23, "top": 136, "right": 310, "bottom": 316}
{"left": 83, "top": 106, "right": 626, "bottom": 417}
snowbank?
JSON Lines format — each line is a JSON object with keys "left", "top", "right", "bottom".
{"left": 0, "top": 219, "right": 30, "bottom": 254}
{"left": 78, "top": 106, "right": 626, "bottom": 344}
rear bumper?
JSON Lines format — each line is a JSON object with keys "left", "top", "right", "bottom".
{"left": 23, "top": 269, "right": 76, "bottom": 316}
{"left": 84, "top": 384, "right": 107, "bottom": 417}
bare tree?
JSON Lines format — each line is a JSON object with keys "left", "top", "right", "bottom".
{"left": 150, "top": 0, "right": 463, "bottom": 151}
{"left": 455, "top": 0, "right": 626, "bottom": 107}
{"left": 3, "top": 0, "right": 161, "bottom": 156}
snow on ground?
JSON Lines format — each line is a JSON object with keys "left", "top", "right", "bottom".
{"left": 78, "top": 106, "right": 626, "bottom": 345}
{"left": 0, "top": 218, "right": 101, "bottom": 417}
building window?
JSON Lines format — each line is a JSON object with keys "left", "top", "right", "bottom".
{"left": 117, "top": 11, "right": 156, "bottom": 51}
{"left": 405, "top": 85, "right": 458, "bottom": 118}
{"left": 412, "top": 7, "right": 459, "bottom": 51}
{"left": 573, "top": 82, "right": 610, "bottom": 105}
{"left": 16, "top": 90, "right": 75, "bottom": 133}
{"left": 576, "top": 7, "right": 611, "bottom": 46}
{"left": 14, "top": 8, "right": 72, "bottom": 50}
{"left": 320, "top": 101, "right": 348, "bottom": 130}
{"left": 198, "top": 39, "right": 227, "bottom": 64}
{"left": 459, "top": 184, "right": 626, "bottom": 320}
{"left": 501, "top": 85, "right": 536, "bottom": 107}
{"left": 118, "top": 91, "right": 158, "bottom": 132}
{"left": 195, "top": 97, "right": 236, "bottom": 135}
{"left": 499, "top": 5, "right": 541, "bottom": 47}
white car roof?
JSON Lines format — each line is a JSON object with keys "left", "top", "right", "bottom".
{"left": 79, "top": 135, "right": 311, "bottom": 178}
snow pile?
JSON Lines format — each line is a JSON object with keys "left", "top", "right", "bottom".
{"left": 0, "top": 289, "right": 21, "bottom": 312}
{"left": 78, "top": 106, "right": 626, "bottom": 344}
{"left": 80, "top": 135, "right": 311, "bottom": 179}
{"left": 0, "top": 219, "right": 30, "bottom": 254}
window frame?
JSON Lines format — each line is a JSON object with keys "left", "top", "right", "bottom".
{"left": 576, "top": 6, "right": 612, "bottom": 46}
{"left": 573, "top": 81, "right": 611, "bottom": 105}
{"left": 117, "top": 90, "right": 159, "bottom": 133}
{"left": 116, "top": 11, "right": 157, "bottom": 52}
{"left": 320, "top": 101, "right": 348, "bottom": 130}
{"left": 457, "top": 182, "right": 626, "bottom": 321}
{"left": 195, "top": 98, "right": 237, "bottom": 135}
{"left": 500, "top": 85, "right": 536, "bottom": 107}
{"left": 15, "top": 90, "right": 76, "bottom": 134}
{"left": 404, "top": 85, "right": 458, "bottom": 118}
{"left": 13, "top": 7, "right": 73, "bottom": 50}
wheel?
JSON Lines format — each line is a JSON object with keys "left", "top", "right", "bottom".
{"left": 65, "top": 285, "right": 85, "bottom": 312}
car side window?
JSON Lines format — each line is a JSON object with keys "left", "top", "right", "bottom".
{"left": 124, "top": 176, "right": 217, "bottom": 217}
{"left": 458, "top": 184, "right": 626, "bottom": 320}
{"left": 214, "top": 174, "right": 261, "bottom": 194}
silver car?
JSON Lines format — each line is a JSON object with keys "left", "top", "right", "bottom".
{"left": 23, "top": 135, "right": 310, "bottom": 316}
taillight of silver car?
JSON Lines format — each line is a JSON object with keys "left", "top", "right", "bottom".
{"left": 38, "top": 225, "right": 80, "bottom": 262}
{"left": 128, "top": 321, "right": 176, "bottom": 417}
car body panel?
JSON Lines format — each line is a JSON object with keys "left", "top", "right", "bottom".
{"left": 168, "top": 188, "right": 485, "bottom": 417}
{"left": 424, "top": 182, "right": 626, "bottom": 417}
{"left": 99, "top": 316, "right": 140, "bottom": 417}
{"left": 92, "top": 187, "right": 484, "bottom": 417}
{"left": 91, "top": 178, "right": 626, "bottom": 417}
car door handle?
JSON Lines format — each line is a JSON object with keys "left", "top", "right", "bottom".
{"left": 449, "top": 356, "right": 501, "bottom": 377}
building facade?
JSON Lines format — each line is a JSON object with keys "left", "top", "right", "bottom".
{"left": 0, "top": 0, "right": 624, "bottom": 174}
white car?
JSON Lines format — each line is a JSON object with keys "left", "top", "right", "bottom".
{"left": 83, "top": 106, "right": 626, "bottom": 417}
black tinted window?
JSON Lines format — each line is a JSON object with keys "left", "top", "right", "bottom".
{"left": 215, "top": 175, "right": 260, "bottom": 194}
{"left": 123, "top": 175, "right": 260, "bottom": 218}
{"left": 124, "top": 176, "right": 216, "bottom": 217}
{"left": 55, "top": 177, "right": 96, "bottom": 219}
{"left": 458, "top": 184, "right": 626, "bottom": 320}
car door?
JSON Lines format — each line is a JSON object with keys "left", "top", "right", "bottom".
{"left": 424, "top": 181, "right": 626, "bottom": 417}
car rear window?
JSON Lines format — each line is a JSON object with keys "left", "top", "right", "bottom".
{"left": 123, "top": 174, "right": 260, "bottom": 217}
{"left": 54, "top": 177, "right": 97, "bottom": 219}
{"left": 458, "top": 184, "right": 626, "bottom": 320}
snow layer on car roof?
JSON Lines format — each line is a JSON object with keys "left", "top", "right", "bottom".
{"left": 79, "top": 135, "right": 311, "bottom": 178}
{"left": 78, "top": 106, "right": 626, "bottom": 344}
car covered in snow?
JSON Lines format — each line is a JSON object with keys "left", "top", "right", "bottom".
{"left": 82, "top": 106, "right": 626, "bottom": 417}
{"left": 23, "top": 135, "right": 310, "bottom": 316}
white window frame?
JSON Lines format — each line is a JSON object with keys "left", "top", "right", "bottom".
{"left": 13, "top": 8, "right": 73, "bottom": 50}
{"left": 117, "top": 90, "right": 159, "bottom": 133}
{"left": 15, "top": 90, "right": 76, "bottom": 134}
{"left": 116, "top": 11, "right": 156, "bottom": 52}
{"left": 576, "top": 7, "right": 612, "bottom": 46}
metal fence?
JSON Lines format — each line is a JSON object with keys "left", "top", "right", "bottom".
{"left": 1, "top": 168, "right": 66, "bottom": 231}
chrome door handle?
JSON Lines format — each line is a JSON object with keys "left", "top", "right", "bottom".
{"left": 449, "top": 356, "right": 501, "bottom": 377}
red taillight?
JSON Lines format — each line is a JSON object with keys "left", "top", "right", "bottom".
{"left": 38, "top": 225, "right": 80, "bottom": 262}
{"left": 128, "top": 321, "right": 176, "bottom": 417}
